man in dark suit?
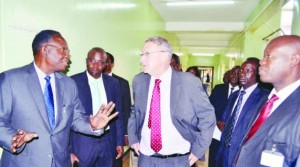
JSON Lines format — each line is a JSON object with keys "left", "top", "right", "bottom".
{"left": 208, "top": 67, "right": 239, "bottom": 167}
{"left": 235, "top": 35, "right": 300, "bottom": 166}
{"left": 70, "top": 47, "right": 125, "bottom": 167}
{"left": 105, "top": 52, "right": 132, "bottom": 167}
{"left": 128, "top": 36, "right": 215, "bottom": 166}
{"left": 216, "top": 58, "right": 269, "bottom": 167}
{"left": 0, "top": 30, "right": 117, "bottom": 167}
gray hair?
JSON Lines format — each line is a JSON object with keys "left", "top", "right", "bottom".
{"left": 145, "top": 36, "right": 173, "bottom": 59}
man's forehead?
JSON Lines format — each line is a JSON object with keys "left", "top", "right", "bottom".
{"left": 89, "top": 52, "right": 105, "bottom": 59}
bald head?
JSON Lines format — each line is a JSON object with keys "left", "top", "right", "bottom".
{"left": 259, "top": 35, "right": 300, "bottom": 91}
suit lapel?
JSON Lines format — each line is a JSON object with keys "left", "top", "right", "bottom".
{"left": 54, "top": 72, "right": 64, "bottom": 131}
{"left": 103, "top": 74, "right": 111, "bottom": 102}
{"left": 140, "top": 74, "right": 150, "bottom": 123}
{"left": 170, "top": 70, "right": 181, "bottom": 115}
{"left": 236, "top": 87, "right": 260, "bottom": 126}
{"left": 254, "top": 87, "right": 300, "bottom": 137}
{"left": 25, "top": 64, "right": 52, "bottom": 130}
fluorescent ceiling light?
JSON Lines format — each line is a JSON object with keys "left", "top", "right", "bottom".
{"left": 192, "top": 53, "right": 215, "bottom": 56}
{"left": 76, "top": 3, "right": 136, "bottom": 10}
{"left": 175, "top": 52, "right": 183, "bottom": 56}
{"left": 167, "top": 1, "right": 235, "bottom": 6}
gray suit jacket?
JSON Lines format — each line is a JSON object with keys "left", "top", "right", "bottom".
{"left": 236, "top": 85, "right": 300, "bottom": 167}
{"left": 0, "top": 63, "right": 98, "bottom": 167}
{"left": 128, "top": 70, "right": 216, "bottom": 159}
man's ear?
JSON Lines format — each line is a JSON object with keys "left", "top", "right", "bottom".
{"left": 290, "top": 53, "right": 300, "bottom": 67}
{"left": 111, "top": 63, "right": 115, "bottom": 69}
{"left": 42, "top": 45, "right": 48, "bottom": 55}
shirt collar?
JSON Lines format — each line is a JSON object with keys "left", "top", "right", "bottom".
{"left": 241, "top": 83, "right": 258, "bottom": 94}
{"left": 34, "top": 62, "right": 54, "bottom": 79}
{"left": 86, "top": 71, "right": 103, "bottom": 84}
{"left": 269, "top": 79, "right": 300, "bottom": 100}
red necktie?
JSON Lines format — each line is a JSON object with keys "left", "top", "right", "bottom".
{"left": 148, "top": 79, "right": 162, "bottom": 152}
{"left": 245, "top": 94, "right": 279, "bottom": 142}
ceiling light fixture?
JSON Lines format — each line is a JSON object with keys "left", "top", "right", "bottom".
{"left": 76, "top": 3, "right": 136, "bottom": 10}
{"left": 166, "top": 1, "right": 235, "bottom": 6}
{"left": 192, "top": 53, "right": 215, "bottom": 56}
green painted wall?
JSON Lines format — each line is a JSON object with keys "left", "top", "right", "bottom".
{"left": 0, "top": 0, "right": 178, "bottom": 82}
{"left": 0, "top": 0, "right": 179, "bottom": 157}
{"left": 292, "top": 0, "right": 300, "bottom": 35}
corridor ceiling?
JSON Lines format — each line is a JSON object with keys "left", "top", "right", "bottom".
{"left": 149, "top": 0, "right": 262, "bottom": 56}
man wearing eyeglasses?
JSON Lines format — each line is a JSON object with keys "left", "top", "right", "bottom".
{"left": 69, "top": 47, "right": 125, "bottom": 167}
{"left": 128, "top": 36, "right": 215, "bottom": 167}
{"left": 0, "top": 30, "right": 117, "bottom": 167}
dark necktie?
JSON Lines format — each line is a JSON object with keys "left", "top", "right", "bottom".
{"left": 44, "top": 76, "right": 55, "bottom": 129}
{"left": 223, "top": 90, "right": 246, "bottom": 146}
{"left": 229, "top": 87, "right": 234, "bottom": 98}
{"left": 245, "top": 94, "right": 279, "bottom": 142}
{"left": 148, "top": 79, "right": 162, "bottom": 152}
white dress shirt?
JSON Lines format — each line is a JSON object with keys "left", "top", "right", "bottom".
{"left": 268, "top": 79, "right": 300, "bottom": 116}
{"left": 34, "top": 63, "right": 57, "bottom": 119}
{"left": 140, "top": 67, "right": 190, "bottom": 155}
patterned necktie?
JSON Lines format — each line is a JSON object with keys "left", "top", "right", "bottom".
{"left": 44, "top": 76, "right": 55, "bottom": 129}
{"left": 245, "top": 94, "right": 279, "bottom": 142}
{"left": 223, "top": 90, "right": 246, "bottom": 146}
{"left": 148, "top": 79, "right": 162, "bottom": 152}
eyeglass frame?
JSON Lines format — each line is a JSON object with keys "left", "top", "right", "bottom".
{"left": 140, "top": 51, "right": 167, "bottom": 57}
{"left": 45, "top": 44, "right": 70, "bottom": 55}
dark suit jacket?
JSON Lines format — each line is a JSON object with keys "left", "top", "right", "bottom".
{"left": 209, "top": 83, "right": 230, "bottom": 121}
{"left": 0, "top": 63, "right": 98, "bottom": 167}
{"left": 70, "top": 72, "right": 124, "bottom": 161}
{"left": 128, "top": 70, "right": 216, "bottom": 159}
{"left": 216, "top": 85, "right": 269, "bottom": 167}
{"left": 236, "top": 85, "right": 300, "bottom": 167}
{"left": 112, "top": 73, "right": 132, "bottom": 135}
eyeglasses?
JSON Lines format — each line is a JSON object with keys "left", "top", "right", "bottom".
{"left": 140, "top": 51, "right": 167, "bottom": 57}
{"left": 87, "top": 58, "right": 106, "bottom": 66}
{"left": 46, "top": 44, "right": 70, "bottom": 55}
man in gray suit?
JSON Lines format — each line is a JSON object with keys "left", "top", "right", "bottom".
{"left": 0, "top": 30, "right": 117, "bottom": 167}
{"left": 128, "top": 36, "right": 215, "bottom": 166}
{"left": 235, "top": 35, "right": 300, "bottom": 166}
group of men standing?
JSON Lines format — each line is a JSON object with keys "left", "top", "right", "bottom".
{"left": 0, "top": 29, "right": 300, "bottom": 167}
{"left": 209, "top": 35, "right": 300, "bottom": 167}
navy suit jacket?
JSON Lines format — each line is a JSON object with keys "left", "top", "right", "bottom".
{"left": 112, "top": 73, "right": 132, "bottom": 135}
{"left": 209, "top": 83, "right": 230, "bottom": 121}
{"left": 70, "top": 72, "right": 124, "bottom": 161}
{"left": 216, "top": 85, "right": 269, "bottom": 167}
{"left": 236, "top": 85, "right": 300, "bottom": 167}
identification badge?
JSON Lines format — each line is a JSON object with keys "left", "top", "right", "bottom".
{"left": 260, "top": 144, "right": 284, "bottom": 167}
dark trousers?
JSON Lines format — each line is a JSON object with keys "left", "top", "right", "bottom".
{"left": 78, "top": 135, "right": 114, "bottom": 167}
{"left": 209, "top": 139, "right": 220, "bottom": 167}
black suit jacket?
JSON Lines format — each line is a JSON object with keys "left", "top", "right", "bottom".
{"left": 209, "top": 83, "right": 230, "bottom": 121}
{"left": 112, "top": 73, "right": 132, "bottom": 135}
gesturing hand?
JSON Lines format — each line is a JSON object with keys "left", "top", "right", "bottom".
{"left": 11, "top": 130, "right": 38, "bottom": 153}
{"left": 90, "top": 101, "right": 118, "bottom": 130}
